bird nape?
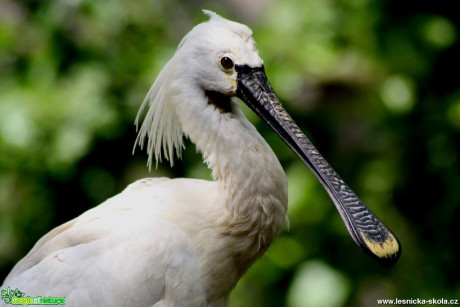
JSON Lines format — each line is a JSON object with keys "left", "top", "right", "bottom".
{"left": 1, "top": 10, "right": 401, "bottom": 307}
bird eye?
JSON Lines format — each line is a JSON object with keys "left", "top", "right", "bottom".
{"left": 220, "top": 56, "right": 234, "bottom": 70}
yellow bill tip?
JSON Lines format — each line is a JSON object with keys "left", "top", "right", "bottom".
{"left": 360, "top": 230, "right": 401, "bottom": 267}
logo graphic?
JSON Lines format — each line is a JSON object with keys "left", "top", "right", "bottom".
{"left": 1, "top": 288, "right": 65, "bottom": 305}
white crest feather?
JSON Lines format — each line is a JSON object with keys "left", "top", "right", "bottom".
{"left": 134, "top": 10, "right": 238, "bottom": 170}
{"left": 134, "top": 58, "right": 185, "bottom": 169}
{"left": 202, "top": 10, "right": 223, "bottom": 21}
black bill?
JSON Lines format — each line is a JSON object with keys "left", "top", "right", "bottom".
{"left": 235, "top": 64, "right": 401, "bottom": 267}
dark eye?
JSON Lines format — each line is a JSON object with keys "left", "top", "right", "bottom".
{"left": 220, "top": 56, "right": 234, "bottom": 70}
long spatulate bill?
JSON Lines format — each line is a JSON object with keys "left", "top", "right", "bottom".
{"left": 236, "top": 64, "right": 401, "bottom": 266}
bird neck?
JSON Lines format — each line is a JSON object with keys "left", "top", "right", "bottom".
{"left": 176, "top": 91, "right": 288, "bottom": 250}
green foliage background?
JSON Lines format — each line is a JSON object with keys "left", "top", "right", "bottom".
{"left": 1, "top": 0, "right": 459, "bottom": 306}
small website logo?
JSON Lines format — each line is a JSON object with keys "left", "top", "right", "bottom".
{"left": 1, "top": 287, "right": 65, "bottom": 305}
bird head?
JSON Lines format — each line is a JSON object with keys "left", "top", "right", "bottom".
{"left": 173, "top": 10, "right": 263, "bottom": 97}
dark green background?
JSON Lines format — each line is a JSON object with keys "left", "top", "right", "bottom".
{"left": 1, "top": 0, "right": 459, "bottom": 306}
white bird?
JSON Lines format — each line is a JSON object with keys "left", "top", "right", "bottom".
{"left": 1, "top": 11, "right": 400, "bottom": 307}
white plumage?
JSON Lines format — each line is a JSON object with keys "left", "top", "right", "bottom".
{"left": 1, "top": 9, "right": 400, "bottom": 307}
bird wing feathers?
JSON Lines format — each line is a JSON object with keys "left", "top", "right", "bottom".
{"left": 1, "top": 178, "right": 215, "bottom": 307}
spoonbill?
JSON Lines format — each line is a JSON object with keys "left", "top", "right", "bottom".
{"left": 1, "top": 10, "right": 400, "bottom": 306}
